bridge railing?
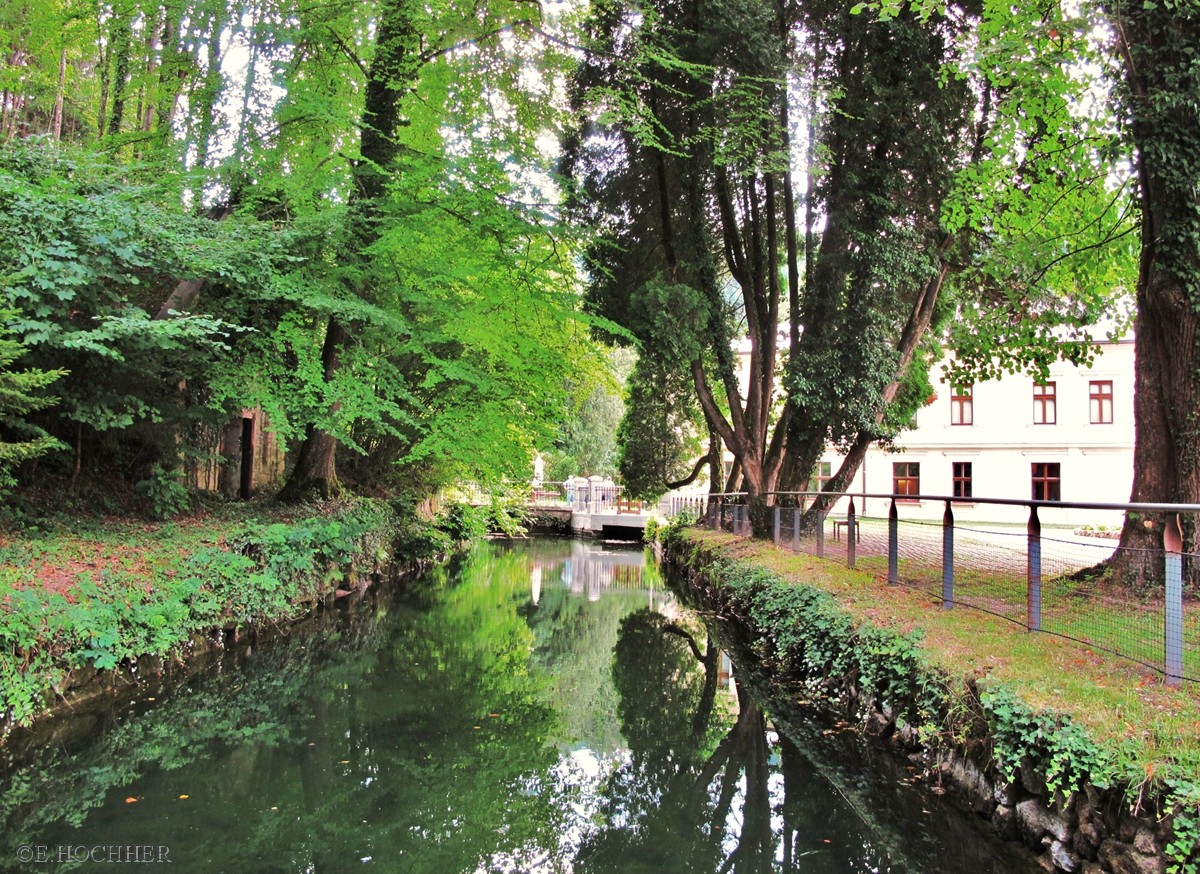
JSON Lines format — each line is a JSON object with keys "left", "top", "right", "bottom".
{"left": 448, "top": 481, "right": 646, "bottom": 514}
{"left": 667, "top": 491, "right": 1199, "bottom": 687}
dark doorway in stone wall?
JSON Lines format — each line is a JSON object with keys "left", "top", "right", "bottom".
{"left": 239, "top": 416, "right": 255, "bottom": 500}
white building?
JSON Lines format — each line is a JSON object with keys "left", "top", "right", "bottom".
{"left": 817, "top": 337, "right": 1135, "bottom": 526}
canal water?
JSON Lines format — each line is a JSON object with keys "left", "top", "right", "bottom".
{"left": 0, "top": 539, "right": 1037, "bottom": 873}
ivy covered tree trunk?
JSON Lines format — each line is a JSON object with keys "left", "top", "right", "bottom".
{"left": 106, "top": 6, "right": 133, "bottom": 136}
{"left": 1106, "top": 0, "right": 1200, "bottom": 589}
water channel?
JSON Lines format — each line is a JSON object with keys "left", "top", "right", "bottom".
{"left": 0, "top": 539, "right": 1038, "bottom": 873}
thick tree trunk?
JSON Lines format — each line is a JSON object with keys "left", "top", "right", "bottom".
{"left": 1106, "top": 1, "right": 1200, "bottom": 589}
{"left": 279, "top": 0, "right": 418, "bottom": 501}
{"left": 278, "top": 320, "right": 347, "bottom": 500}
{"left": 1109, "top": 300, "right": 1187, "bottom": 588}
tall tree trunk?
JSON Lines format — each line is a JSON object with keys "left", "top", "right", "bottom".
{"left": 140, "top": 8, "right": 161, "bottom": 134}
{"left": 279, "top": 0, "right": 419, "bottom": 500}
{"left": 154, "top": 4, "right": 184, "bottom": 144}
{"left": 1106, "top": 1, "right": 1200, "bottom": 589}
{"left": 51, "top": 46, "right": 67, "bottom": 139}
{"left": 107, "top": 6, "right": 133, "bottom": 136}
{"left": 279, "top": 320, "right": 347, "bottom": 500}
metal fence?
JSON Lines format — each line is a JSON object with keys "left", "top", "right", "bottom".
{"left": 667, "top": 492, "right": 1199, "bottom": 687}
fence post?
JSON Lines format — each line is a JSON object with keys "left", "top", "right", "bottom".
{"left": 942, "top": 500, "right": 954, "bottom": 610}
{"left": 816, "top": 507, "right": 826, "bottom": 558}
{"left": 774, "top": 506, "right": 781, "bottom": 545}
{"left": 792, "top": 507, "right": 800, "bottom": 553}
{"left": 1165, "top": 513, "right": 1184, "bottom": 687}
{"left": 888, "top": 499, "right": 898, "bottom": 586}
{"left": 1027, "top": 505, "right": 1042, "bottom": 632}
{"left": 847, "top": 498, "right": 857, "bottom": 569}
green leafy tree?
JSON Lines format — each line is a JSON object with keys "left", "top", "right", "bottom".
{"left": 567, "top": 0, "right": 982, "bottom": 534}
{"left": 617, "top": 354, "right": 707, "bottom": 502}
{"left": 0, "top": 140, "right": 283, "bottom": 488}
{"left": 544, "top": 347, "right": 634, "bottom": 481}
{"left": 276, "top": 0, "right": 602, "bottom": 499}
{"left": 0, "top": 310, "right": 64, "bottom": 493}
{"left": 570, "top": 0, "right": 1136, "bottom": 537}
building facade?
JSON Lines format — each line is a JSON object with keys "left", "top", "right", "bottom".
{"left": 817, "top": 338, "right": 1135, "bottom": 526}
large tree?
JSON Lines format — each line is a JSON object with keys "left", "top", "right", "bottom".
{"left": 278, "top": 0, "right": 601, "bottom": 498}
{"left": 571, "top": 0, "right": 1138, "bottom": 538}
{"left": 567, "top": 0, "right": 984, "bottom": 535}
{"left": 1, "top": 0, "right": 609, "bottom": 506}
{"left": 1104, "top": 0, "right": 1200, "bottom": 587}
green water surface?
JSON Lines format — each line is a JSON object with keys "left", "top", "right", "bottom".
{"left": 0, "top": 539, "right": 1035, "bottom": 873}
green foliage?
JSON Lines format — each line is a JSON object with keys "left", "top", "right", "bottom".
{"left": 617, "top": 354, "right": 706, "bottom": 501}
{"left": 0, "top": 139, "right": 294, "bottom": 491}
{"left": 938, "top": 0, "right": 1138, "bottom": 386}
{"left": 0, "top": 500, "right": 403, "bottom": 726}
{"left": 980, "top": 685, "right": 1116, "bottom": 798}
{"left": 543, "top": 347, "right": 633, "bottom": 481}
{"left": 132, "top": 465, "right": 191, "bottom": 520}
{"left": 485, "top": 486, "right": 531, "bottom": 538}
{"left": 0, "top": 308, "right": 65, "bottom": 495}
{"left": 1164, "top": 781, "right": 1200, "bottom": 874}
{"left": 439, "top": 501, "right": 491, "bottom": 542}
{"left": 642, "top": 516, "right": 659, "bottom": 544}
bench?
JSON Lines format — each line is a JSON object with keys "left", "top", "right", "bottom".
{"left": 831, "top": 518, "right": 860, "bottom": 541}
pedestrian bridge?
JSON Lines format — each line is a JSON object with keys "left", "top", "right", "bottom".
{"left": 446, "top": 480, "right": 651, "bottom": 539}
{"left": 529, "top": 480, "right": 649, "bottom": 539}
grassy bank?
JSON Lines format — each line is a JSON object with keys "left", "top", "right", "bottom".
{"left": 0, "top": 497, "right": 458, "bottom": 734}
{"left": 661, "top": 526, "right": 1200, "bottom": 872}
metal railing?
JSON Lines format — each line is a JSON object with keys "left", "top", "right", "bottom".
{"left": 446, "top": 481, "right": 646, "bottom": 515}
{"left": 667, "top": 491, "right": 1199, "bottom": 687}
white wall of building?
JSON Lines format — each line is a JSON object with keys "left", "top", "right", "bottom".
{"left": 818, "top": 339, "right": 1135, "bottom": 527}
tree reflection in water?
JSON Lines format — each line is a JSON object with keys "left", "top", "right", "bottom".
{"left": 576, "top": 608, "right": 893, "bottom": 874}
{"left": 0, "top": 541, "right": 1031, "bottom": 873}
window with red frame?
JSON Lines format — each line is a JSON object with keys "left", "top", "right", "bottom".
{"left": 1089, "top": 380, "right": 1113, "bottom": 424}
{"left": 893, "top": 462, "right": 920, "bottom": 497}
{"left": 1033, "top": 382, "right": 1056, "bottom": 425}
{"left": 950, "top": 385, "right": 973, "bottom": 426}
{"left": 952, "top": 461, "right": 973, "bottom": 498}
{"left": 1031, "top": 462, "right": 1061, "bottom": 501}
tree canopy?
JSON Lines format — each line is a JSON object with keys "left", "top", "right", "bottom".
{"left": 0, "top": 0, "right": 1182, "bottom": 542}
{"left": 564, "top": 0, "right": 1136, "bottom": 534}
{"left": 0, "top": 0, "right": 609, "bottom": 508}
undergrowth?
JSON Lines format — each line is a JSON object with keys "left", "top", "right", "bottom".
{"left": 0, "top": 497, "right": 450, "bottom": 732}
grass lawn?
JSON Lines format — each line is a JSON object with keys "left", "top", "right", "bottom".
{"left": 695, "top": 529, "right": 1200, "bottom": 782}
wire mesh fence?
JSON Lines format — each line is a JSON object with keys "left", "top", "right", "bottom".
{"left": 669, "top": 492, "right": 1199, "bottom": 686}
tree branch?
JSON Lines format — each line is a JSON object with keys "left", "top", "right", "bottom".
{"left": 665, "top": 450, "right": 715, "bottom": 490}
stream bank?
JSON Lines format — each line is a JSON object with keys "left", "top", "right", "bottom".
{"left": 661, "top": 526, "right": 1198, "bottom": 874}
{"left": 0, "top": 497, "right": 456, "bottom": 747}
